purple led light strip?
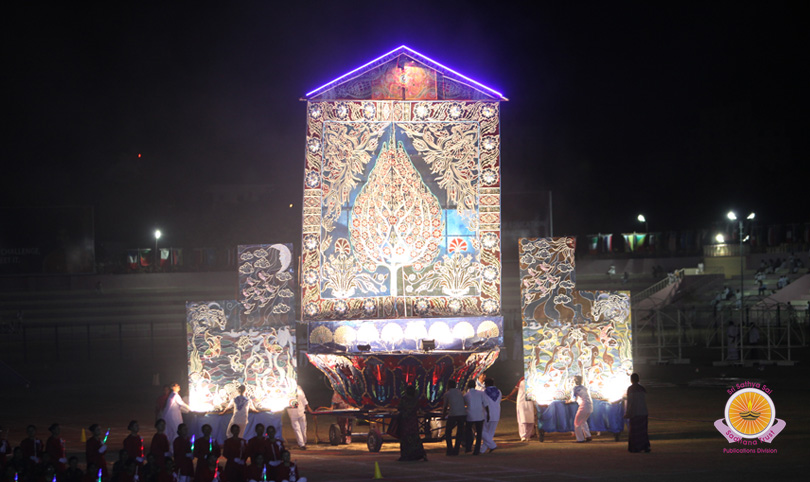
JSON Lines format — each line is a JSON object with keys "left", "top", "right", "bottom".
{"left": 305, "top": 45, "right": 506, "bottom": 100}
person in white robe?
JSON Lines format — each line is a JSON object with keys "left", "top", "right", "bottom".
{"left": 220, "top": 385, "right": 257, "bottom": 438}
{"left": 164, "top": 383, "right": 191, "bottom": 447}
{"left": 481, "top": 378, "right": 501, "bottom": 453}
{"left": 286, "top": 385, "right": 311, "bottom": 449}
{"left": 506, "top": 378, "right": 535, "bottom": 442}
{"left": 569, "top": 376, "right": 593, "bottom": 443}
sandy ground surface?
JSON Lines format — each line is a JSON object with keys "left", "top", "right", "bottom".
{"left": 2, "top": 358, "right": 808, "bottom": 482}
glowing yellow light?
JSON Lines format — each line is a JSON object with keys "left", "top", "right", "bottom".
{"left": 427, "top": 322, "right": 452, "bottom": 346}
{"left": 357, "top": 323, "right": 379, "bottom": 343}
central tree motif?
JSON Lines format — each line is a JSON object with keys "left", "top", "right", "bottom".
{"left": 350, "top": 132, "right": 443, "bottom": 296}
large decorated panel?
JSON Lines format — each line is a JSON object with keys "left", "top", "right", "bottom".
{"left": 237, "top": 244, "right": 295, "bottom": 328}
{"left": 520, "top": 237, "right": 632, "bottom": 405}
{"left": 307, "top": 350, "right": 499, "bottom": 410}
{"left": 186, "top": 300, "right": 297, "bottom": 412}
{"left": 307, "top": 315, "right": 502, "bottom": 353}
{"left": 302, "top": 101, "right": 501, "bottom": 321}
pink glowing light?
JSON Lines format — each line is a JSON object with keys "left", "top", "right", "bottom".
{"left": 305, "top": 45, "right": 506, "bottom": 100}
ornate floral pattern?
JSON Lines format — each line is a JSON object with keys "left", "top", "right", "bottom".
{"left": 301, "top": 100, "right": 501, "bottom": 321}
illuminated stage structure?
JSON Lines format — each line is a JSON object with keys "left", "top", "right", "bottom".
{"left": 186, "top": 244, "right": 298, "bottom": 415}
{"left": 301, "top": 46, "right": 506, "bottom": 409}
{"left": 520, "top": 237, "right": 632, "bottom": 437}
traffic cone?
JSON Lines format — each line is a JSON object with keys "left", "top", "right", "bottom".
{"left": 80, "top": 428, "right": 86, "bottom": 443}
{"left": 372, "top": 461, "right": 383, "bottom": 479}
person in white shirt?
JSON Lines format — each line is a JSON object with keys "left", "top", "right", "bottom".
{"left": 286, "top": 385, "right": 312, "bottom": 449}
{"left": 505, "top": 377, "right": 535, "bottom": 442}
{"left": 569, "top": 376, "right": 593, "bottom": 443}
{"left": 481, "top": 378, "right": 501, "bottom": 454}
{"left": 463, "top": 380, "right": 489, "bottom": 455}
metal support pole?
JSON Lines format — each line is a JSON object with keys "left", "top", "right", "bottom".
{"left": 656, "top": 311, "right": 663, "bottom": 363}
{"left": 119, "top": 322, "right": 124, "bottom": 360}
{"left": 54, "top": 325, "right": 59, "bottom": 361}
{"left": 767, "top": 315, "right": 771, "bottom": 361}
{"left": 787, "top": 311, "right": 791, "bottom": 362}
{"left": 87, "top": 324, "right": 91, "bottom": 360}
{"left": 720, "top": 312, "right": 725, "bottom": 361}
{"left": 150, "top": 321, "right": 155, "bottom": 361}
{"left": 677, "top": 310, "right": 682, "bottom": 361}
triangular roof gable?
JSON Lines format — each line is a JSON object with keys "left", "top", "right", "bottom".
{"left": 305, "top": 45, "right": 507, "bottom": 101}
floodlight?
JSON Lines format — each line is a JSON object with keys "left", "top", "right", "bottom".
{"left": 727, "top": 211, "right": 737, "bottom": 221}
{"left": 747, "top": 212, "right": 755, "bottom": 220}
{"left": 154, "top": 229, "right": 162, "bottom": 240}
{"left": 637, "top": 214, "right": 646, "bottom": 223}
{"left": 715, "top": 234, "right": 725, "bottom": 243}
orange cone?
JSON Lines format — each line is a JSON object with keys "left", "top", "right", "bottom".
{"left": 80, "top": 428, "right": 87, "bottom": 443}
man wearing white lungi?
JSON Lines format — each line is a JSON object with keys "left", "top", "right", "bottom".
{"left": 506, "top": 377, "right": 535, "bottom": 442}
{"left": 570, "top": 376, "right": 593, "bottom": 443}
{"left": 481, "top": 378, "right": 501, "bottom": 453}
{"left": 164, "top": 383, "right": 191, "bottom": 447}
{"left": 286, "top": 385, "right": 311, "bottom": 449}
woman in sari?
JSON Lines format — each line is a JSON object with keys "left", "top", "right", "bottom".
{"left": 624, "top": 373, "right": 651, "bottom": 453}
{"left": 396, "top": 385, "right": 427, "bottom": 462}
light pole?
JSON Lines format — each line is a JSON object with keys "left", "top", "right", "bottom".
{"left": 154, "top": 229, "right": 162, "bottom": 270}
{"left": 726, "top": 211, "right": 754, "bottom": 321}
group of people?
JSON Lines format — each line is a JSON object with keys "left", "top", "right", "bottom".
{"left": 759, "top": 255, "right": 805, "bottom": 275}
{"left": 0, "top": 419, "right": 303, "bottom": 482}
{"left": 437, "top": 376, "right": 502, "bottom": 459}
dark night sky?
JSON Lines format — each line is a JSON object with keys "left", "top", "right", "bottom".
{"left": 3, "top": 1, "right": 808, "bottom": 248}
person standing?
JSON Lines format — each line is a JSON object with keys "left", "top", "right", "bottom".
{"left": 481, "top": 379, "right": 501, "bottom": 454}
{"left": 570, "top": 376, "right": 593, "bottom": 443}
{"left": 330, "top": 391, "right": 352, "bottom": 444}
{"left": 85, "top": 424, "right": 109, "bottom": 481}
{"left": 221, "top": 386, "right": 257, "bottom": 440}
{"left": 172, "top": 425, "right": 193, "bottom": 482}
{"left": 624, "top": 373, "right": 651, "bottom": 453}
{"left": 222, "top": 424, "right": 246, "bottom": 482}
{"left": 20, "top": 425, "right": 42, "bottom": 469}
{"left": 463, "top": 380, "right": 489, "bottom": 456}
{"left": 45, "top": 423, "right": 67, "bottom": 474}
{"left": 262, "top": 426, "right": 285, "bottom": 479}
{"left": 286, "top": 386, "right": 311, "bottom": 450}
{"left": 149, "top": 420, "right": 171, "bottom": 469}
{"left": 505, "top": 378, "right": 535, "bottom": 442}
{"left": 395, "top": 385, "right": 427, "bottom": 462}
{"left": 165, "top": 384, "right": 191, "bottom": 446}
{"left": 441, "top": 380, "right": 466, "bottom": 456}
{"left": 245, "top": 424, "right": 266, "bottom": 466}
{"left": 0, "top": 425, "right": 11, "bottom": 467}
{"left": 123, "top": 421, "right": 145, "bottom": 467}
{"left": 193, "top": 424, "right": 220, "bottom": 480}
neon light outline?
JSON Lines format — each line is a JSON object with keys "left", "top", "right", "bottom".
{"left": 305, "top": 45, "right": 506, "bottom": 100}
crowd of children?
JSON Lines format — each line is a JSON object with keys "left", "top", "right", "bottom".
{"left": 0, "top": 421, "right": 304, "bottom": 482}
